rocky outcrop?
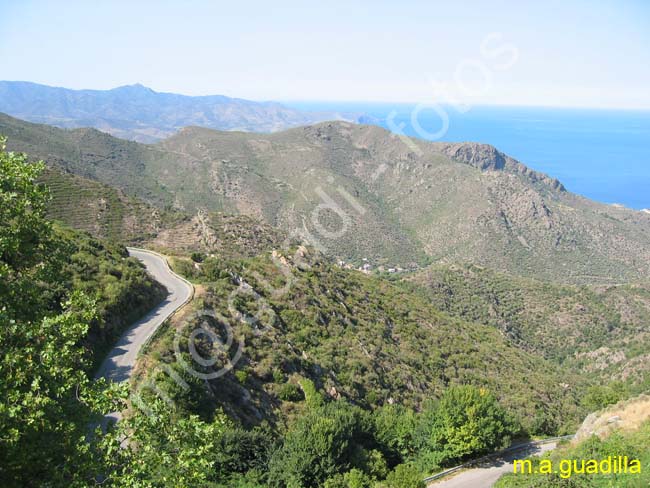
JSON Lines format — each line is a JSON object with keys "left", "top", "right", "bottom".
{"left": 436, "top": 142, "right": 566, "bottom": 192}
{"left": 573, "top": 394, "right": 650, "bottom": 443}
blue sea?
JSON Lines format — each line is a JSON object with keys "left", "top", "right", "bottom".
{"left": 286, "top": 102, "right": 650, "bottom": 210}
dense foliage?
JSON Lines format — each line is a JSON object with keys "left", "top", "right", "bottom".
{"left": 0, "top": 140, "right": 163, "bottom": 485}
{"left": 128, "top": 374, "right": 517, "bottom": 486}
{"left": 121, "top": 245, "right": 599, "bottom": 485}
{"left": 3, "top": 138, "right": 645, "bottom": 487}
{"left": 408, "top": 264, "right": 650, "bottom": 388}
{"left": 164, "top": 250, "right": 584, "bottom": 435}
{"left": 413, "top": 385, "right": 515, "bottom": 467}
{"left": 0, "top": 138, "right": 103, "bottom": 484}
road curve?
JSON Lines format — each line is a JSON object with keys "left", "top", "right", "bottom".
{"left": 95, "top": 248, "right": 193, "bottom": 383}
{"left": 428, "top": 441, "right": 559, "bottom": 488}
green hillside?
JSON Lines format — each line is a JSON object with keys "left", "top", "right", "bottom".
{"left": 3, "top": 113, "right": 650, "bottom": 284}
{"left": 0, "top": 112, "right": 175, "bottom": 205}
{"left": 144, "top": 247, "right": 586, "bottom": 436}
{"left": 42, "top": 168, "right": 185, "bottom": 243}
{"left": 154, "top": 122, "right": 650, "bottom": 284}
{"left": 2, "top": 131, "right": 646, "bottom": 487}
{"left": 53, "top": 226, "right": 168, "bottom": 366}
{"left": 407, "top": 264, "right": 650, "bottom": 385}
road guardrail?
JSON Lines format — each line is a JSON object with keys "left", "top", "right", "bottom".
{"left": 423, "top": 434, "right": 575, "bottom": 484}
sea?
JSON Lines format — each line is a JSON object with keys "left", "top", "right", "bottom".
{"left": 286, "top": 102, "right": 650, "bottom": 210}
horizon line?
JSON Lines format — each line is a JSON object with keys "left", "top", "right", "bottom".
{"left": 3, "top": 79, "right": 650, "bottom": 113}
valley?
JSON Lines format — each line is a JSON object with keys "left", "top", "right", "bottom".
{"left": 2, "top": 2, "right": 648, "bottom": 486}
{"left": 3, "top": 112, "right": 650, "bottom": 284}
{"left": 1, "top": 110, "right": 649, "bottom": 486}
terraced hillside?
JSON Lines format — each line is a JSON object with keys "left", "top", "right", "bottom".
{"left": 3, "top": 113, "right": 650, "bottom": 284}
{"left": 42, "top": 168, "right": 184, "bottom": 243}
{"left": 0, "top": 113, "right": 175, "bottom": 206}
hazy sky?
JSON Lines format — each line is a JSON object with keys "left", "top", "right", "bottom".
{"left": 1, "top": 0, "right": 649, "bottom": 108}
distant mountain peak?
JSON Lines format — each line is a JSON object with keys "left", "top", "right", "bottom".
{"left": 0, "top": 80, "right": 362, "bottom": 142}
{"left": 112, "top": 83, "right": 155, "bottom": 94}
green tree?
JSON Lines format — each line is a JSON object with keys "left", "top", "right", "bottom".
{"left": 343, "top": 468, "right": 372, "bottom": 487}
{"left": 373, "top": 404, "right": 417, "bottom": 464}
{"left": 416, "top": 385, "right": 515, "bottom": 466}
{"left": 99, "top": 399, "right": 231, "bottom": 487}
{"left": 0, "top": 137, "right": 56, "bottom": 318}
{"left": 581, "top": 382, "right": 628, "bottom": 412}
{"left": 268, "top": 401, "right": 373, "bottom": 488}
{"left": 0, "top": 139, "right": 107, "bottom": 485}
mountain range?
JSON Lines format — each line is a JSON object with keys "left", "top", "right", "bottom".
{"left": 2, "top": 112, "right": 649, "bottom": 284}
{"left": 3, "top": 93, "right": 650, "bottom": 486}
{"left": 0, "top": 81, "right": 363, "bottom": 142}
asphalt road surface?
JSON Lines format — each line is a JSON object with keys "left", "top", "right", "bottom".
{"left": 95, "top": 248, "right": 193, "bottom": 383}
{"left": 428, "top": 441, "right": 559, "bottom": 488}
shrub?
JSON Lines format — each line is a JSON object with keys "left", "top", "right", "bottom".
{"left": 190, "top": 252, "right": 205, "bottom": 263}
{"left": 382, "top": 463, "right": 424, "bottom": 488}
{"left": 267, "top": 402, "right": 372, "bottom": 487}
{"left": 278, "top": 383, "right": 304, "bottom": 402}
{"left": 299, "top": 378, "right": 324, "bottom": 409}
{"left": 235, "top": 369, "right": 249, "bottom": 384}
{"left": 202, "top": 257, "right": 230, "bottom": 280}
{"left": 272, "top": 368, "right": 285, "bottom": 383}
{"left": 172, "top": 257, "right": 199, "bottom": 279}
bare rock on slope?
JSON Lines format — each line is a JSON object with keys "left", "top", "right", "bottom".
{"left": 573, "top": 394, "right": 650, "bottom": 443}
{"left": 436, "top": 142, "right": 566, "bottom": 191}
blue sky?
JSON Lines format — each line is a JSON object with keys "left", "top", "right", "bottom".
{"left": 1, "top": 0, "right": 649, "bottom": 108}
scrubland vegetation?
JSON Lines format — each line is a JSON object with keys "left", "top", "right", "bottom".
{"left": 2, "top": 137, "right": 649, "bottom": 487}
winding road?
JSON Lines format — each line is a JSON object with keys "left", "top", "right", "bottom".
{"left": 95, "top": 248, "right": 193, "bottom": 383}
